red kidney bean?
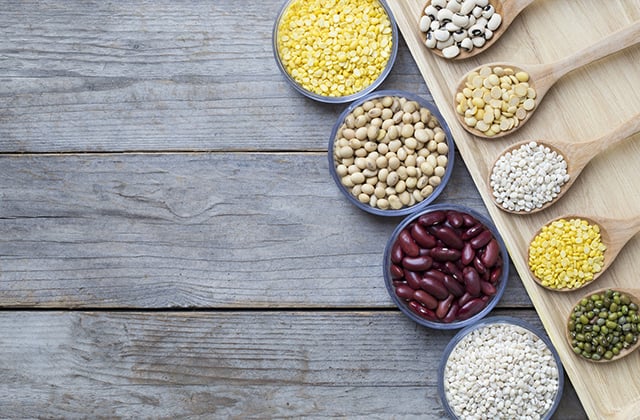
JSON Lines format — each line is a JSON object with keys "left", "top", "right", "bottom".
{"left": 458, "top": 292, "right": 473, "bottom": 307}
{"left": 470, "top": 230, "right": 492, "bottom": 249}
{"left": 413, "top": 289, "right": 438, "bottom": 310}
{"left": 436, "top": 294, "right": 454, "bottom": 319}
{"left": 480, "top": 280, "right": 497, "bottom": 296}
{"left": 398, "top": 229, "right": 420, "bottom": 257}
{"left": 473, "top": 256, "right": 487, "bottom": 275}
{"left": 443, "top": 301, "right": 459, "bottom": 323}
{"left": 457, "top": 298, "right": 486, "bottom": 320}
{"left": 419, "top": 275, "right": 449, "bottom": 300}
{"left": 395, "top": 284, "right": 414, "bottom": 300}
{"left": 404, "top": 269, "right": 422, "bottom": 290}
{"left": 411, "top": 223, "right": 437, "bottom": 249}
{"left": 409, "top": 300, "right": 437, "bottom": 321}
{"left": 418, "top": 210, "right": 446, "bottom": 226}
{"left": 489, "top": 266, "right": 502, "bottom": 284}
{"left": 444, "top": 261, "right": 463, "bottom": 282}
{"left": 462, "top": 213, "right": 478, "bottom": 227}
{"left": 429, "top": 225, "right": 464, "bottom": 249}
{"left": 481, "top": 238, "right": 500, "bottom": 268}
{"left": 419, "top": 247, "right": 431, "bottom": 256}
{"left": 443, "top": 274, "right": 465, "bottom": 297}
{"left": 402, "top": 255, "right": 433, "bottom": 271}
{"left": 391, "top": 241, "right": 404, "bottom": 264}
{"left": 463, "top": 266, "right": 481, "bottom": 297}
{"left": 424, "top": 269, "right": 446, "bottom": 282}
{"left": 461, "top": 241, "right": 475, "bottom": 265}
{"left": 446, "top": 210, "right": 465, "bottom": 228}
{"left": 430, "top": 247, "right": 461, "bottom": 262}
{"left": 460, "top": 224, "right": 481, "bottom": 239}
{"left": 390, "top": 263, "right": 404, "bottom": 280}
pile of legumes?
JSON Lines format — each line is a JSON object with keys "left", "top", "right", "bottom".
{"left": 389, "top": 208, "right": 504, "bottom": 323}
{"left": 490, "top": 141, "right": 570, "bottom": 212}
{"left": 568, "top": 289, "right": 640, "bottom": 361}
{"left": 528, "top": 218, "right": 606, "bottom": 290}
{"left": 333, "top": 95, "right": 450, "bottom": 211}
{"left": 456, "top": 66, "right": 536, "bottom": 136}
{"left": 420, "top": 0, "right": 502, "bottom": 59}
{"left": 443, "top": 321, "right": 560, "bottom": 419}
{"left": 275, "top": 0, "right": 393, "bottom": 98}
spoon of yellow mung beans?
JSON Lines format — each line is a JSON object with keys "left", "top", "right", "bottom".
{"left": 453, "top": 20, "right": 640, "bottom": 138}
{"left": 488, "top": 112, "right": 640, "bottom": 214}
{"left": 528, "top": 215, "right": 640, "bottom": 292}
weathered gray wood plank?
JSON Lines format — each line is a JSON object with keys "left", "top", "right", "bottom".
{"left": 0, "top": 309, "right": 585, "bottom": 419}
{"left": 0, "top": 0, "right": 430, "bottom": 153}
{"left": 0, "top": 151, "right": 530, "bottom": 308}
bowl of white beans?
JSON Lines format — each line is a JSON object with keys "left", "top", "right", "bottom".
{"left": 328, "top": 90, "right": 455, "bottom": 216}
{"left": 273, "top": 0, "right": 398, "bottom": 103}
{"left": 438, "top": 316, "right": 564, "bottom": 419}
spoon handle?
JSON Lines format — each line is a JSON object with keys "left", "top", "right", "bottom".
{"left": 601, "top": 215, "right": 640, "bottom": 262}
{"left": 533, "top": 21, "right": 640, "bottom": 90}
{"left": 571, "top": 112, "right": 640, "bottom": 162}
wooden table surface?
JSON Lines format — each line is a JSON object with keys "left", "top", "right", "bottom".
{"left": 0, "top": 1, "right": 588, "bottom": 418}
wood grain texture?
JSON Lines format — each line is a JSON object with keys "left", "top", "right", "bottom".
{"left": 0, "top": 151, "right": 532, "bottom": 308}
{"left": 0, "top": 310, "right": 585, "bottom": 419}
{"left": 387, "top": 1, "right": 640, "bottom": 418}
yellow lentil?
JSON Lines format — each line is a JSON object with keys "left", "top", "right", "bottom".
{"left": 276, "top": 0, "right": 393, "bottom": 97}
{"left": 528, "top": 218, "right": 606, "bottom": 289}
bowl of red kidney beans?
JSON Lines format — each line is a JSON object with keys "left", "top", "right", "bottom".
{"left": 383, "top": 203, "right": 509, "bottom": 329}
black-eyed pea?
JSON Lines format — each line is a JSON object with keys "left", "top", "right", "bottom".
{"left": 395, "top": 180, "right": 407, "bottom": 194}
{"left": 370, "top": 117, "right": 383, "bottom": 128}
{"left": 429, "top": 175, "right": 442, "bottom": 187}
{"left": 417, "top": 175, "right": 430, "bottom": 190}
{"left": 401, "top": 112, "right": 413, "bottom": 125}
{"left": 350, "top": 172, "right": 365, "bottom": 185}
{"left": 397, "top": 166, "right": 408, "bottom": 180}
{"left": 352, "top": 106, "right": 364, "bottom": 117}
{"left": 377, "top": 142, "right": 389, "bottom": 155}
{"left": 375, "top": 155, "right": 388, "bottom": 169}
{"left": 361, "top": 183, "right": 375, "bottom": 196}
{"left": 376, "top": 129, "right": 386, "bottom": 142}
{"left": 358, "top": 193, "right": 370, "bottom": 203}
{"left": 401, "top": 124, "right": 414, "bottom": 138}
{"left": 421, "top": 185, "right": 434, "bottom": 197}
{"left": 344, "top": 114, "right": 356, "bottom": 128}
{"left": 341, "top": 175, "right": 355, "bottom": 188}
{"left": 337, "top": 146, "right": 354, "bottom": 159}
{"left": 406, "top": 176, "right": 418, "bottom": 190}
{"left": 387, "top": 125, "right": 400, "bottom": 140}
{"left": 381, "top": 96, "right": 393, "bottom": 108}
{"left": 405, "top": 154, "right": 417, "bottom": 168}
{"left": 426, "top": 154, "right": 437, "bottom": 167}
{"left": 347, "top": 164, "right": 359, "bottom": 175}
{"left": 437, "top": 142, "right": 448, "bottom": 155}
{"left": 434, "top": 166, "right": 446, "bottom": 178}
{"left": 352, "top": 184, "right": 362, "bottom": 197}
{"left": 385, "top": 186, "right": 396, "bottom": 196}
{"left": 411, "top": 110, "right": 421, "bottom": 123}
{"left": 342, "top": 128, "right": 356, "bottom": 140}
{"left": 393, "top": 111, "right": 404, "bottom": 124}
{"left": 389, "top": 139, "right": 402, "bottom": 153}
{"left": 437, "top": 155, "right": 448, "bottom": 167}
{"left": 369, "top": 195, "right": 377, "bottom": 208}
{"left": 355, "top": 127, "right": 368, "bottom": 140}
{"left": 417, "top": 148, "right": 430, "bottom": 158}
{"left": 362, "top": 100, "right": 375, "bottom": 112}
{"left": 399, "top": 190, "right": 412, "bottom": 205}
{"left": 396, "top": 147, "right": 408, "bottom": 161}
{"left": 363, "top": 141, "right": 377, "bottom": 153}
{"left": 355, "top": 114, "right": 368, "bottom": 128}
{"left": 381, "top": 108, "right": 393, "bottom": 120}
{"left": 404, "top": 137, "right": 418, "bottom": 150}
{"left": 427, "top": 139, "right": 438, "bottom": 152}
{"left": 367, "top": 125, "right": 379, "bottom": 141}
{"left": 335, "top": 138, "right": 349, "bottom": 148}
{"left": 365, "top": 174, "right": 378, "bottom": 185}
{"left": 421, "top": 161, "right": 435, "bottom": 176}
{"left": 336, "top": 164, "right": 348, "bottom": 177}
{"left": 374, "top": 184, "right": 386, "bottom": 198}
{"left": 355, "top": 157, "right": 367, "bottom": 169}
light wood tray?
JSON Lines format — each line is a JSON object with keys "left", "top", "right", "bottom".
{"left": 386, "top": 1, "right": 640, "bottom": 419}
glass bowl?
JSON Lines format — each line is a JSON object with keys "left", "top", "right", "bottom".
{"left": 438, "top": 316, "right": 564, "bottom": 419}
{"left": 329, "top": 90, "right": 455, "bottom": 216}
{"left": 273, "top": 0, "right": 399, "bottom": 103}
{"left": 383, "top": 204, "right": 508, "bottom": 329}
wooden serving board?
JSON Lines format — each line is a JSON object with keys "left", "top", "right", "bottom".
{"left": 386, "top": 1, "right": 640, "bottom": 419}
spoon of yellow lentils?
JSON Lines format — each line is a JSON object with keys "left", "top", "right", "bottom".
{"left": 528, "top": 216, "right": 640, "bottom": 292}
{"left": 453, "top": 21, "right": 640, "bottom": 138}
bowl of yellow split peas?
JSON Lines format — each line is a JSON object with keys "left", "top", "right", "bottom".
{"left": 273, "top": 0, "right": 399, "bottom": 103}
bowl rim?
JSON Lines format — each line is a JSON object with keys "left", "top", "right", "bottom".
{"left": 328, "top": 89, "right": 456, "bottom": 216}
{"left": 382, "top": 203, "right": 509, "bottom": 329}
{"left": 437, "top": 315, "right": 565, "bottom": 420}
{"left": 272, "top": 0, "right": 399, "bottom": 104}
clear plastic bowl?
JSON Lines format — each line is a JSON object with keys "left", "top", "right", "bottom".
{"left": 272, "top": 0, "right": 399, "bottom": 104}
{"left": 383, "top": 204, "right": 508, "bottom": 329}
{"left": 328, "top": 90, "right": 455, "bottom": 216}
{"left": 438, "top": 316, "right": 564, "bottom": 419}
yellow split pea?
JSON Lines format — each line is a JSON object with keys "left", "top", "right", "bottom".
{"left": 528, "top": 218, "right": 606, "bottom": 289}
{"left": 276, "top": 0, "right": 393, "bottom": 97}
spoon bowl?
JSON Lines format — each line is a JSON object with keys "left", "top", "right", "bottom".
{"left": 420, "top": 0, "right": 535, "bottom": 60}
{"left": 453, "top": 21, "right": 640, "bottom": 138}
{"left": 528, "top": 215, "right": 640, "bottom": 292}
{"left": 488, "top": 112, "right": 640, "bottom": 214}
{"left": 566, "top": 287, "right": 640, "bottom": 363}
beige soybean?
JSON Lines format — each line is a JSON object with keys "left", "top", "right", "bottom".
{"left": 333, "top": 95, "right": 450, "bottom": 211}
{"left": 455, "top": 66, "right": 537, "bottom": 137}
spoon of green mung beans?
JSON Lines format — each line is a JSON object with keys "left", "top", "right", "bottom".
{"left": 454, "top": 20, "right": 640, "bottom": 139}
{"left": 567, "top": 288, "right": 640, "bottom": 362}
{"left": 488, "top": 112, "right": 640, "bottom": 215}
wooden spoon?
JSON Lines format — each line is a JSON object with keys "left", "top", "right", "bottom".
{"left": 528, "top": 215, "right": 640, "bottom": 292}
{"left": 454, "top": 20, "right": 640, "bottom": 138}
{"left": 420, "top": 0, "right": 536, "bottom": 60}
{"left": 566, "top": 287, "right": 640, "bottom": 363}
{"left": 489, "top": 112, "right": 640, "bottom": 214}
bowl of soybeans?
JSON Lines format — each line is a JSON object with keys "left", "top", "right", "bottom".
{"left": 272, "top": 0, "right": 398, "bottom": 103}
{"left": 383, "top": 204, "right": 508, "bottom": 329}
{"left": 329, "top": 90, "right": 455, "bottom": 216}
